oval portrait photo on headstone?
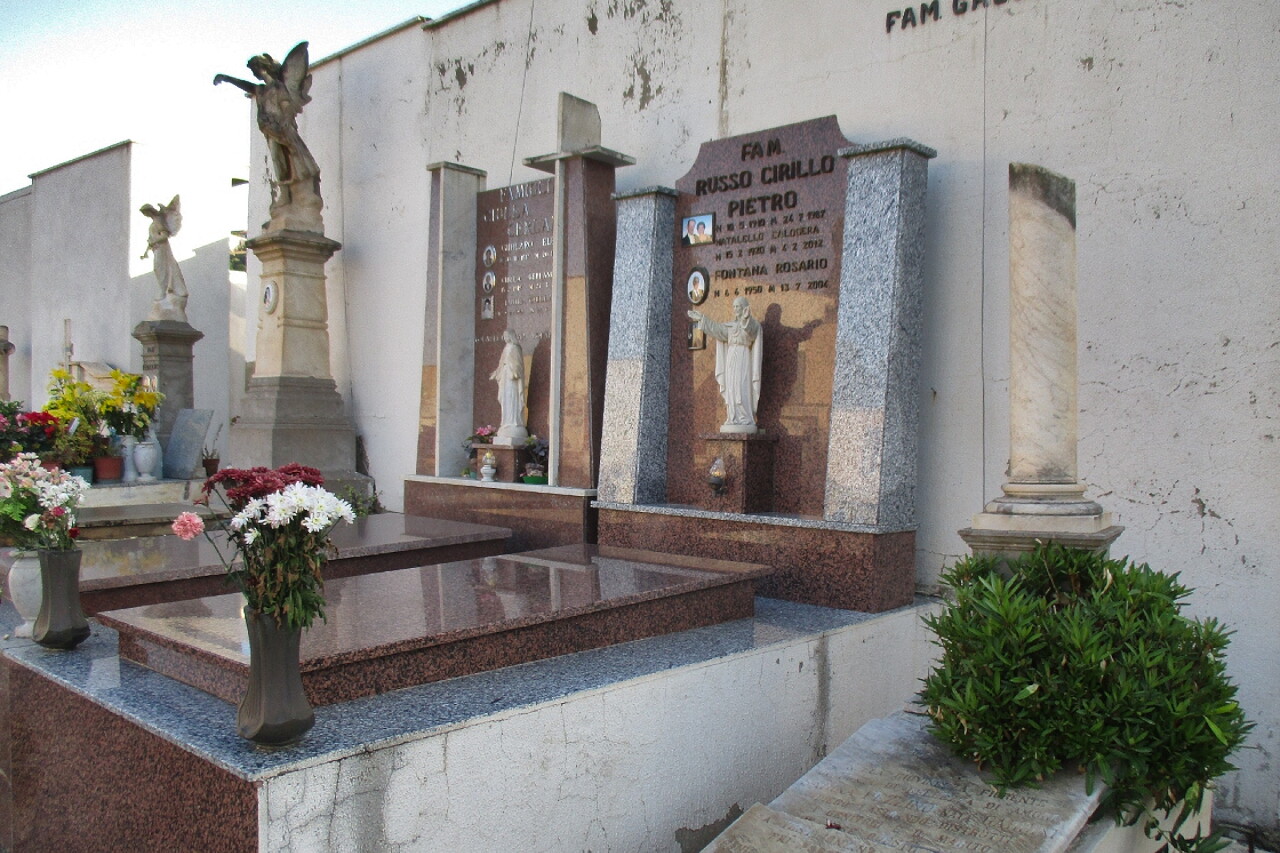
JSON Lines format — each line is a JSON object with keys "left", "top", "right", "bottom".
{"left": 687, "top": 267, "right": 709, "bottom": 305}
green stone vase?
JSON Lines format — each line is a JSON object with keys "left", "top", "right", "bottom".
{"left": 33, "top": 548, "right": 90, "bottom": 650}
{"left": 237, "top": 606, "right": 314, "bottom": 746}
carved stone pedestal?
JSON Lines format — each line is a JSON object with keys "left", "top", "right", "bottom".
{"left": 697, "top": 433, "right": 777, "bottom": 515}
{"left": 132, "top": 320, "right": 204, "bottom": 448}
{"left": 233, "top": 229, "right": 368, "bottom": 493}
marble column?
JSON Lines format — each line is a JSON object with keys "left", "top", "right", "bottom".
{"left": 524, "top": 93, "right": 634, "bottom": 489}
{"left": 0, "top": 326, "right": 14, "bottom": 401}
{"left": 960, "top": 164, "right": 1122, "bottom": 557}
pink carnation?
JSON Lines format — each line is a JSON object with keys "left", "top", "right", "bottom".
{"left": 172, "top": 511, "right": 205, "bottom": 540}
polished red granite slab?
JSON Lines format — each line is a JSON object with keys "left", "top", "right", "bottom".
{"left": 2, "top": 513, "right": 512, "bottom": 615}
{"left": 7, "top": 660, "right": 256, "bottom": 852}
{"left": 404, "top": 477, "right": 597, "bottom": 550}
{"left": 98, "top": 545, "right": 771, "bottom": 707}
{"left": 598, "top": 507, "right": 914, "bottom": 613}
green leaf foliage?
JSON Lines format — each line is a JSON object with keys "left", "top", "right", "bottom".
{"left": 920, "top": 544, "right": 1253, "bottom": 853}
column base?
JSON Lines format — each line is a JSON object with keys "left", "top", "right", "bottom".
{"left": 958, "top": 523, "right": 1125, "bottom": 562}
{"left": 229, "top": 376, "right": 371, "bottom": 495}
{"left": 961, "top": 500, "right": 1123, "bottom": 562}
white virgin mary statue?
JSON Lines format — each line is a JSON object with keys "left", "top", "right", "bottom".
{"left": 490, "top": 330, "right": 529, "bottom": 445}
{"left": 687, "top": 296, "right": 763, "bottom": 433}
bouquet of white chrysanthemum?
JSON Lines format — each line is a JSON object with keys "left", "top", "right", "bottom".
{"left": 0, "top": 453, "right": 88, "bottom": 551}
{"left": 172, "top": 464, "right": 354, "bottom": 629}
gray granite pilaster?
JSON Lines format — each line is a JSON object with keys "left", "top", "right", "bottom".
{"left": 823, "top": 140, "right": 935, "bottom": 529}
{"left": 597, "top": 187, "right": 677, "bottom": 504}
{"left": 421, "top": 162, "right": 485, "bottom": 477}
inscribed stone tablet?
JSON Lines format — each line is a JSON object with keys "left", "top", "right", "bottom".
{"left": 473, "top": 178, "right": 556, "bottom": 441}
{"left": 705, "top": 803, "right": 882, "bottom": 852}
{"left": 770, "top": 714, "right": 1101, "bottom": 853}
{"left": 163, "top": 409, "right": 212, "bottom": 480}
{"left": 667, "top": 116, "right": 850, "bottom": 516}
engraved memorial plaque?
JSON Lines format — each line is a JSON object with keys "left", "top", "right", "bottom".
{"left": 473, "top": 178, "right": 556, "bottom": 441}
{"left": 668, "top": 117, "right": 851, "bottom": 515}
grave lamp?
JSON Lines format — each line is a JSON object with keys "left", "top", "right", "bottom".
{"left": 480, "top": 450, "right": 498, "bottom": 483}
{"left": 708, "top": 457, "right": 728, "bottom": 496}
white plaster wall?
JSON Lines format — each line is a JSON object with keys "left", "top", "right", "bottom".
{"left": 246, "top": 0, "right": 1279, "bottom": 834}
{"left": 258, "top": 603, "right": 937, "bottom": 852}
{"left": 27, "top": 143, "right": 135, "bottom": 399}
{"left": 0, "top": 187, "right": 33, "bottom": 405}
{"left": 0, "top": 142, "right": 237, "bottom": 449}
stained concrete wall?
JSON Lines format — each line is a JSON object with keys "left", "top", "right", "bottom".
{"left": 257, "top": 602, "right": 938, "bottom": 852}
{"left": 239, "top": 0, "right": 1279, "bottom": 839}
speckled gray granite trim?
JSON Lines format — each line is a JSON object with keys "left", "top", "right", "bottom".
{"left": 597, "top": 190, "right": 676, "bottom": 504}
{"left": 0, "top": 594, "right": 930, "bottom": 783}
{"left": 839, "top": 139, "right": 937, "bottom": 160}
{"left": 824, "top": 144, "right": 931, "bottom": 530}
{"left": 593, "top": 501, "right": 916, "bottom": 535}
{"left": 613, "top": 186, "right": 678, "bottom": 201}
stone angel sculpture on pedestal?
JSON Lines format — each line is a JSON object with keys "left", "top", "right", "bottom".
{"left": 214, "top": 42, "right": 323, "bottom": 233}
{"left": 139, "top": 195, "right": 189, "bottom": 323}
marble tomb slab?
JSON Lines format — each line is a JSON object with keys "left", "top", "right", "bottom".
{"left": 2, "top": 513, "right": 512, "bottom": 614}
{"left": 708, "top": 713, "right": 1102, "bottom": 853}
{"left": 97, "top": 545, "right": 771, "bottom": 706}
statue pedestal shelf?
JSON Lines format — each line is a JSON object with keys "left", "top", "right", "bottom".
{"left": 697, "top": 433, "right": 778, "bottom": 515}
{"left": 477, "top": 445, "right": 527, "bottom": 483}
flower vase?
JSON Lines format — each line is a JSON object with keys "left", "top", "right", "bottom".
{"left": 238, "top": 606, "right": 314, "bottom": 746}
{"left": 134, "top": 438, "right": 160, "bottom": 482}
{"left": 121, "top": 436, "right": 139, "bottom": 483}
{"left": 33, "top": 548, "right": 90, "bottom": 650}
{"left": 6, "top": 551, "right": 42, "bottom": 638}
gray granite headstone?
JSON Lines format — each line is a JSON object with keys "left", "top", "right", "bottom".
{"left": 163, "top": 409, "right": 212, "bottom": 480}
{"left": 823, "top": 140, "right": 936, "bottom": 530}
{"left": 597, "top": 187, "right": 677, "bottom": 505}
{"left": 708, "top": 713, "right": 1102, "bottom": 853}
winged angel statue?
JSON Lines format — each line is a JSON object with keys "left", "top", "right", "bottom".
{"left": 215, "top": 42, "right": 323, "bottom": 232}
{"left": 140, "top": 195, "right": 189, "bottom": 322}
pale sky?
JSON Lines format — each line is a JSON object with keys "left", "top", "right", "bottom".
{"left": 0, "top": 0, "right": 465, "bottom": 194}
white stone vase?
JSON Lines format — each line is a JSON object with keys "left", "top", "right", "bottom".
{"left": 121, "top": 435, "right": 139, "bottom": 483}
{"left": 7, "top": 550, "right": 41, "bottom": 638}
{"left": 133, "top": 438, "right": 160, "bottom": 482}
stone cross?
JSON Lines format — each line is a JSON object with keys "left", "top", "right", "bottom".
{"left": 0, "top": 326, "right": 14, "bottom": 401}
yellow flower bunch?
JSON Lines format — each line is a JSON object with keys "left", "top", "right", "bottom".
{"left": 101, "top": 370, "right": 164, "bottom": 439}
